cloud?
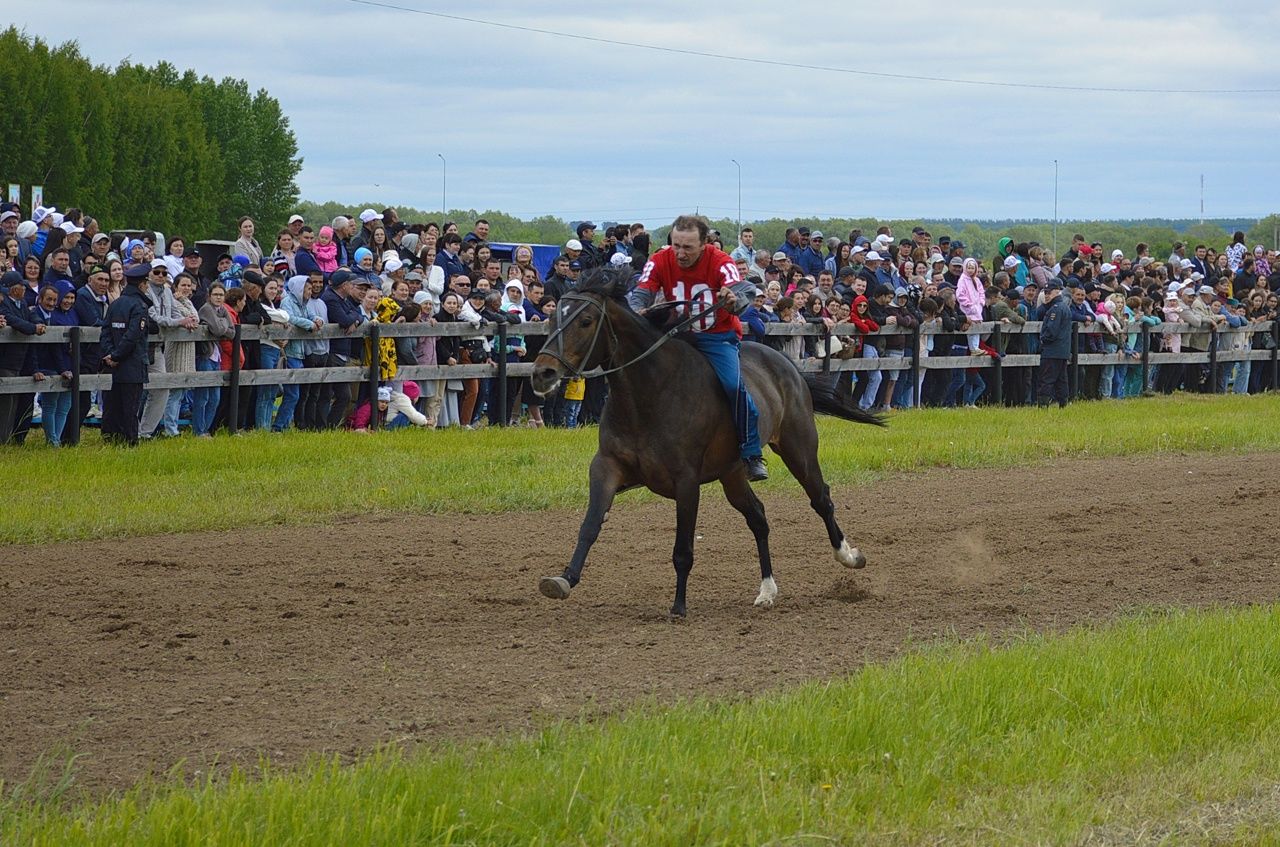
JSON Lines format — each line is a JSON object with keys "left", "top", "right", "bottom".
{"left": 10, "top": 0, "right": 1279, "bottom": 222}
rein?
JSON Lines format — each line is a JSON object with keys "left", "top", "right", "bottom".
{"left": 540, "top": 294, "right": 725, "bottom": 380}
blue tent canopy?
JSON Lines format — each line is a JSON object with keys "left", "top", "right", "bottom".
{"left": 487, "top": 242, "right": 560, "bottom": 279}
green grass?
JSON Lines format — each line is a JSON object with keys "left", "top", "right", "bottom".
{"left": 8, "top": 604, "right": 1280, "bottom": 845}
{"left": 8, "top": 392, "right": 1280, "bottom": 544}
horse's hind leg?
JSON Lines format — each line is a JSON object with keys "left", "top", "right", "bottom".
{"left": 540, "top": 454, "right": 621, "bottom": 600}
{"left": 720, "top": 469, "right": 777, "bottom": 608}
{"left": 773, "top": 424, "right": 867, "bottom": 570}
{"left": 670, "top": 481, "right": 701, "bottom": 618}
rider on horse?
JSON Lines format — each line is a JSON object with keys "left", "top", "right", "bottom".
{"left": 627, "top": 214, "right": 768, "bottom": 482}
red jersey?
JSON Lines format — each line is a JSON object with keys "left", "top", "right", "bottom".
{"left": 636, "top": 244, "right": 743, "bottom": 336}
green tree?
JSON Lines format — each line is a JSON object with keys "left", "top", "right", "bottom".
{"left": 1246, "top": 215, "right": 1280, "bottom": 252}
{"left": 0, "top": 27, "right": 299, "bottom": 237}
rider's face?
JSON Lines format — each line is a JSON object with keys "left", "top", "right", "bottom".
{"left": 671, "top": 227, "right": 705, "bottom": 270}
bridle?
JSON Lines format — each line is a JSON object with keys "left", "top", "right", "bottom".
{"left": 539, "top": 292, "right": 724, "bottom": 380}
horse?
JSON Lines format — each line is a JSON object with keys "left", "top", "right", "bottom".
{"left": 530, "top": 267, "right": 884, "bottom": 617}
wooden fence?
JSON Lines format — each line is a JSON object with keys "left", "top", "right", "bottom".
{"left": 2, "top": 318, "right": 1277, "bottom": 439}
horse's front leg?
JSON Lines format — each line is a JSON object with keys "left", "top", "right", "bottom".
{"left": 539, "top": 454, "right": 621, "bottom": 600}
{"left": 670, "top": 481, "right": 701, "bottom": 618}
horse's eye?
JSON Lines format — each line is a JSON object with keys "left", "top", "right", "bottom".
{"left": 578, "top": 316, "right": 593, "bottom": 327}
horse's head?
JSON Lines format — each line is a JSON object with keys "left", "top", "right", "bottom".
{"left": 531, "top": 267, "right": 630, "bottom": 396}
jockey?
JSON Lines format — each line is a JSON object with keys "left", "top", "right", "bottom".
{"left": 627, "top": 214, "right": 767, "bottom": 482}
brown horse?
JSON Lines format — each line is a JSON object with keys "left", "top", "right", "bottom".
{"left": 531, "top": 267, "right": 884, "bottom": 617}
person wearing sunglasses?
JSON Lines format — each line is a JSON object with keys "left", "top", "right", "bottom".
{"left": 137, "top": 258, "right": 198, "bottom": 438}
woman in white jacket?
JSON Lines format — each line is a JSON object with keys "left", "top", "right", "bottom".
{"left": 457, "top": 287, "right": 491, "bottom": 427}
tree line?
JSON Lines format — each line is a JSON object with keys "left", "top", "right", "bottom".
{"left": 0, "top": 27, "right": 300, "bottom": 240}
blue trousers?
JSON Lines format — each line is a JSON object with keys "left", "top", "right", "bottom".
{"left": 192, "top": 358, "right": 220, "bottom": 435}
{"left": 688, "top": 331, "right": 761, "bottom": 459}
{"left": 273, "top": 356, "right": 304, "bottom": 431}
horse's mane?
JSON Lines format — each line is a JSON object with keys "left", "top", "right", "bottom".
{"left": 574, "top": 266, "right": 632, "bottom": 301}
{"left": 574, "top": 266, "right": 669, "bottom": 340}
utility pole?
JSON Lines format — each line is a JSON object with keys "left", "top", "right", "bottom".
{"left": 437, "top": 153, "right": 447, "bottom": 219}
{"left": 1200, "top": 174, "right": 1204, "bottom": 224}
{"left": 1052, "top": 160, "right": 1058, "bottom": 256}
{"left": 730, "top": 159, "right": 742, "bottom": 241}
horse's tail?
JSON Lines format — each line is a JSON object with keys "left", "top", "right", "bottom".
{"left": 801, "top": 372, "right": 887, "bottom": 427}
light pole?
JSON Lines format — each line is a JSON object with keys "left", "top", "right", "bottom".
{"left": 1052, "top": 159, "right": 1059, "bottom": 256}
{"left": 437, "top": 153, "right": 447, "bottom": 220}
{"left": 730, "top": 159, "right": 742, "bottom": 241}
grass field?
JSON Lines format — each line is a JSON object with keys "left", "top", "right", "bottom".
{"left": 6, "top": 605, "right": 1280, "bottom": 845}
{"left": 6, "top": 392, "right": 1280, "bottom": 544}
{"left": 7, "top": 394, "right": 1280, "bottom": 842}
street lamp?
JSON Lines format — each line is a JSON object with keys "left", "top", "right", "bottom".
{"left": 437, "top": 153, "right": 447, "bottom": 220}
{"left": 730, "top": 159, "right": 742, "bottom": 241}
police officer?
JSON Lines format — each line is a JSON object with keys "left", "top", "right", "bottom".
{"left": 100, "top": 263, "right": 151, "bottom": 445}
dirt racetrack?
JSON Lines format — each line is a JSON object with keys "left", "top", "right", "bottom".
{"left": 3, "top": 451, "right": 1279, "bottom": 793}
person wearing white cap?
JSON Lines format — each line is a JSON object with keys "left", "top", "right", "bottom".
{"left": 349, "top": 209, "right": 383, "bottom": 255}
{"left": 380, "top": 256, "right": 406, "bottom": 296}
{"left": 1156, "top": 284, "right": 1187, "bottom": 393}
{"left": 0, "top": 209, "right": 18, "bottom": 240}
{"left": 287, "top": 214, "right": 305, "bottom": 240}
{"left": 14, "top": 220, "right": 38, "bottom": 263}
{"left": 30, "top": 206, "right": 58, "bottom": 258}
{"left": 1178, "top": 279, "right": 1217, "bottom": 391}
{"left": 137, "top": 257, "right": 199, "bottom": 438}
{"left": 564, "top": 239, "right": 583, "bottom": 261}
{"left": 1111, "top": 249, "right": 1124, "bottom": 261}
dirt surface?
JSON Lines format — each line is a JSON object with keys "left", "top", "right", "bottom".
{"left": 3, "top": 452, "right": 1279, "bottom": 794}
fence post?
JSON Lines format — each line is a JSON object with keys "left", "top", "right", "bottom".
{"left": 822, "top": 325, "right": 832, "bottom": 374}
{"left": 368, "top": 322, "right": 381, "bottom": 430}
{"left": 496, "top": 321, "right": 508, "bottom": 426}
{"left": 1272, "top": 323, "right": 1279, "bottom": 391}
{"left": 228, "top": 324, "right": 241, "bottom": 435}
{"left": 991, "top": 324, "right": 1003, "bottom": 405}
{"left": 909, "top": 323, "right": 920, "bottom": 407}
{"left": 1140, "top": 322, "right": 1151, "bottom": 394}
{"left": 1069, "top": 323, "right": 1079, "bottom": 399}
{"left": 1208, "top": 328, "right": 1219, "bottom": 393}
{"left": 66, "top": 326, "right": 82, "bottom": 446}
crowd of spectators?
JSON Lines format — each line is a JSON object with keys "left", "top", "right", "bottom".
{"left": 729, "top": 225, "right": 1279, "bottom": 410}
{"left": 0, "top": 201, "right": 1277, "bottom": 447}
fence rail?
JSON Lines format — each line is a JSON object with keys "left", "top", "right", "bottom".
{"left": 3, "top": 310, "right": 1277, "bottom": 444}
{"left": 2, "top": 319, "right": 1278, "bottom": 396}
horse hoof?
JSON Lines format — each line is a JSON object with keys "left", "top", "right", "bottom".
{"left": 753, "top": 576, "right": 778, "bottom": 608}
{"left": 669, "top": 604, "right": 687, "bottom": 620}
{"left": 836, "top": 541, "right": 867, "bottom": 570}
{"left": 539, "top": 576, "right": 572, "bottom": 600}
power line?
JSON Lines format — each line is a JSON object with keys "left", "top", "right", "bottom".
{"left": 344, "top": 0, "right": 1280, "bottom": 95}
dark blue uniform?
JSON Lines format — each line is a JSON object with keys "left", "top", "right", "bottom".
{"left": 100, "top": 277, "right": 150, "bottom": 444}
{"left": 1036, "top": 290, "right": 1073, "bottom": 407}
{"left": 0, "top": 275, "right": 42, "bottom": 444}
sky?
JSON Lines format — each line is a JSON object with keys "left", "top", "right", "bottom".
{"left": 12, "top": 0, "right": 1280, "bottom": 225}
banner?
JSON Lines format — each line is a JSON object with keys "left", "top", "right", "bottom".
{"left": 6, "top": 184, "right": 18, "bottom": 206}
{"left": 31, "top": 185, "right": 43, "bottom": 214}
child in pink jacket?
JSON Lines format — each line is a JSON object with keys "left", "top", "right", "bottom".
{"left": 313, "top": 226, "right": 339, "bottom": 274}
